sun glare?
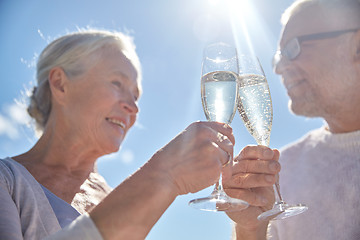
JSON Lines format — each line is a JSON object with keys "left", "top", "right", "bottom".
{"left": 215, "top": 88, "right": 225, "bottom": 121}
{"left": 226, "top": 0, "right": 252, "bottom": 13}
{"left": 226, "top": 0, "right": 258, "bottom": 56}
{"left": 208, "top": 0, "right": 219, "bottom": 7}
{"left": 208, "top": 0, "right": 252, "bottom": 14}
{"left": 206, "top": 0, "right": 259, "bottom": 55}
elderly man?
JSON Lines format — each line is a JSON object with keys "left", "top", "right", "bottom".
{"left": 230, "top": 0, "right": 360, "bottom": 239}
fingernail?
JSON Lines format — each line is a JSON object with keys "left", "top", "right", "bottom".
{"left": 269, "top": 162, "right": 279, "bottom": 172}
{"left": 261, "top": 197, "right": 268, "bottom": 204}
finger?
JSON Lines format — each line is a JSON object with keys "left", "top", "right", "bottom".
{"left": 236, "top": 145, "right": 276, "bottom": 161}
{"left": 209, "top": 142, "right": 233, "bottom": 168}
{"left": 199, "top": 121, "right": 235, "bottom": 144}
{"left": 225, "top": 172, "right": 277, "bottom": 188}
{"left": 187, "top": 122, "right": 234, "bottom": 168}
{"left": 272, "top": 149, "right": 280, "bottom": 161}
{"left": 188, "top": 122, "right": 234, "bottom": 154}
{"left": 215, "top": 132, "right": 234, "bottom": 153}
{"left": 221, "top": 154, "right": 233, "bottom": 181}
{"left": 208, "top": 132, "right": 234, "bottom": 167}
{"left": 208, "top": 133, "right": 234, "bottom": 163}
{"left": 232, "top": 159, "right": 281, "bottom": 175}
{"left": 237, "top": 145, "right": 265, "bottom": 160}
{"left": 225, "top": 187, "right": 274, "bottom": 207}
{"left": 221, "top": 153, "right": 232, "bottom": 168}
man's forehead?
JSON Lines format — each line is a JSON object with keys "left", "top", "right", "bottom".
{"left": 279, "top": 4, "right": 358, "bottom": 46}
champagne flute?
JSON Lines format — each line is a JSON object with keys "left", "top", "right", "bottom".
{"left": 237, "top": 55, "right": 308, "bottom": 220}
{"left": 189, "top": 42, "right": 249, "bottom": 212}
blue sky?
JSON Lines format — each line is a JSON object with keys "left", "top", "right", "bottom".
{"left": 0, "top": 0, "right": 323, "bottom": 239}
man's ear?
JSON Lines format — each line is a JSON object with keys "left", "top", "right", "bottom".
{"left": 48, "top": 67, "right": 68, "bottom": 104}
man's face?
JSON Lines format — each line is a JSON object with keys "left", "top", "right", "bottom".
{"left": 274, "top": 5, "right": 360, "bottom": 118}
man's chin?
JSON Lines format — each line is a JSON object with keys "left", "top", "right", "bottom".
{"left": 288, "top": 101, "right": 317, "bottom": 118}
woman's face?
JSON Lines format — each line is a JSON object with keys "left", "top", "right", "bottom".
{"left": 62, "top": 45, "right": 140, "bottom": 155}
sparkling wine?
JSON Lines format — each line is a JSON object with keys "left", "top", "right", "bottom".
{"left": 201, "top": 71, "right": 238, "bottom": 124}
{"left": 237, "top": 74, "right": 273, "bottom": 146}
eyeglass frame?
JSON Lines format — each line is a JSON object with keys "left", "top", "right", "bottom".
{"left": 272, "top": 28, "right": 360, "bottom": 68}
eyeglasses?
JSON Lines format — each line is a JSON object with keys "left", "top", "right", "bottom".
{"left": 272, "top": 28, "right": 360, "bottom": 68}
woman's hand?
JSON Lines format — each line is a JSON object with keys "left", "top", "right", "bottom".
{"left": 150, "top": 121, "right": 235, "bottom": 196}
{"left": 91, "top": 121, "right": 236, "bottom": 240}
{"left": 223, "top": 145, "right": 280, "bottom": 236}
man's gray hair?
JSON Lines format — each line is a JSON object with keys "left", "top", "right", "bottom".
{"left": 281, "top": 0, "right": 360, "bottom": 25}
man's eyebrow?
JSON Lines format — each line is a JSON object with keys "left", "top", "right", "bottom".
{"left": 111, "top": 70, "right": 127, "bottom": 77}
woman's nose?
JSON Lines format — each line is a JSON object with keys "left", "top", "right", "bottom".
{"left": 120, "top": 97, "right": 139, "bottom": 115}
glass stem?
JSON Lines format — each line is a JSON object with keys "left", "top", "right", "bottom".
{"left": 212, "top": 174, "right": 224, "bottom": 195}
{"left": 263, "top": 141, "right": 284, "bottom": 204}
{"left": 274, "top": 182, "right": 284, "bottom": 204}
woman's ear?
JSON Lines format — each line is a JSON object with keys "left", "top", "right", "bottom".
{"left": 48, "top": 67, "right": 68, "bottom": 104}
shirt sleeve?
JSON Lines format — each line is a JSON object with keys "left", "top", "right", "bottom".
{"left": 0, "top": 168, "right": 24, "bottom": 240}
{"left": 267, "top": 221, "right": 279, "bottom": 240}
{"left": 44, "top": 213, "right": 103, "bottom": 240}
{"left": 0, "top": 160, "right": 103, "bottom": 240}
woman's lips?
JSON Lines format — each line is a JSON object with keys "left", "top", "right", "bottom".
{"left": 105, "top": 117, "right": 126, "bottom": 129}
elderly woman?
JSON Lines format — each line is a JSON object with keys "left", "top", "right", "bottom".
{"left": 0, "top": 29, "right": 279, "bottom": 240}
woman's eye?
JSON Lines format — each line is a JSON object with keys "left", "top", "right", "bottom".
{"left": 112, "top": 81, "right": 122, "bottom": 88}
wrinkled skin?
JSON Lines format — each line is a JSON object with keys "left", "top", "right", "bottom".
{"left": 149, "top": 121, "right": 235, "bottom": 196}
{"left": 223, "top": 145, "right": 280, "bottom": 231}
